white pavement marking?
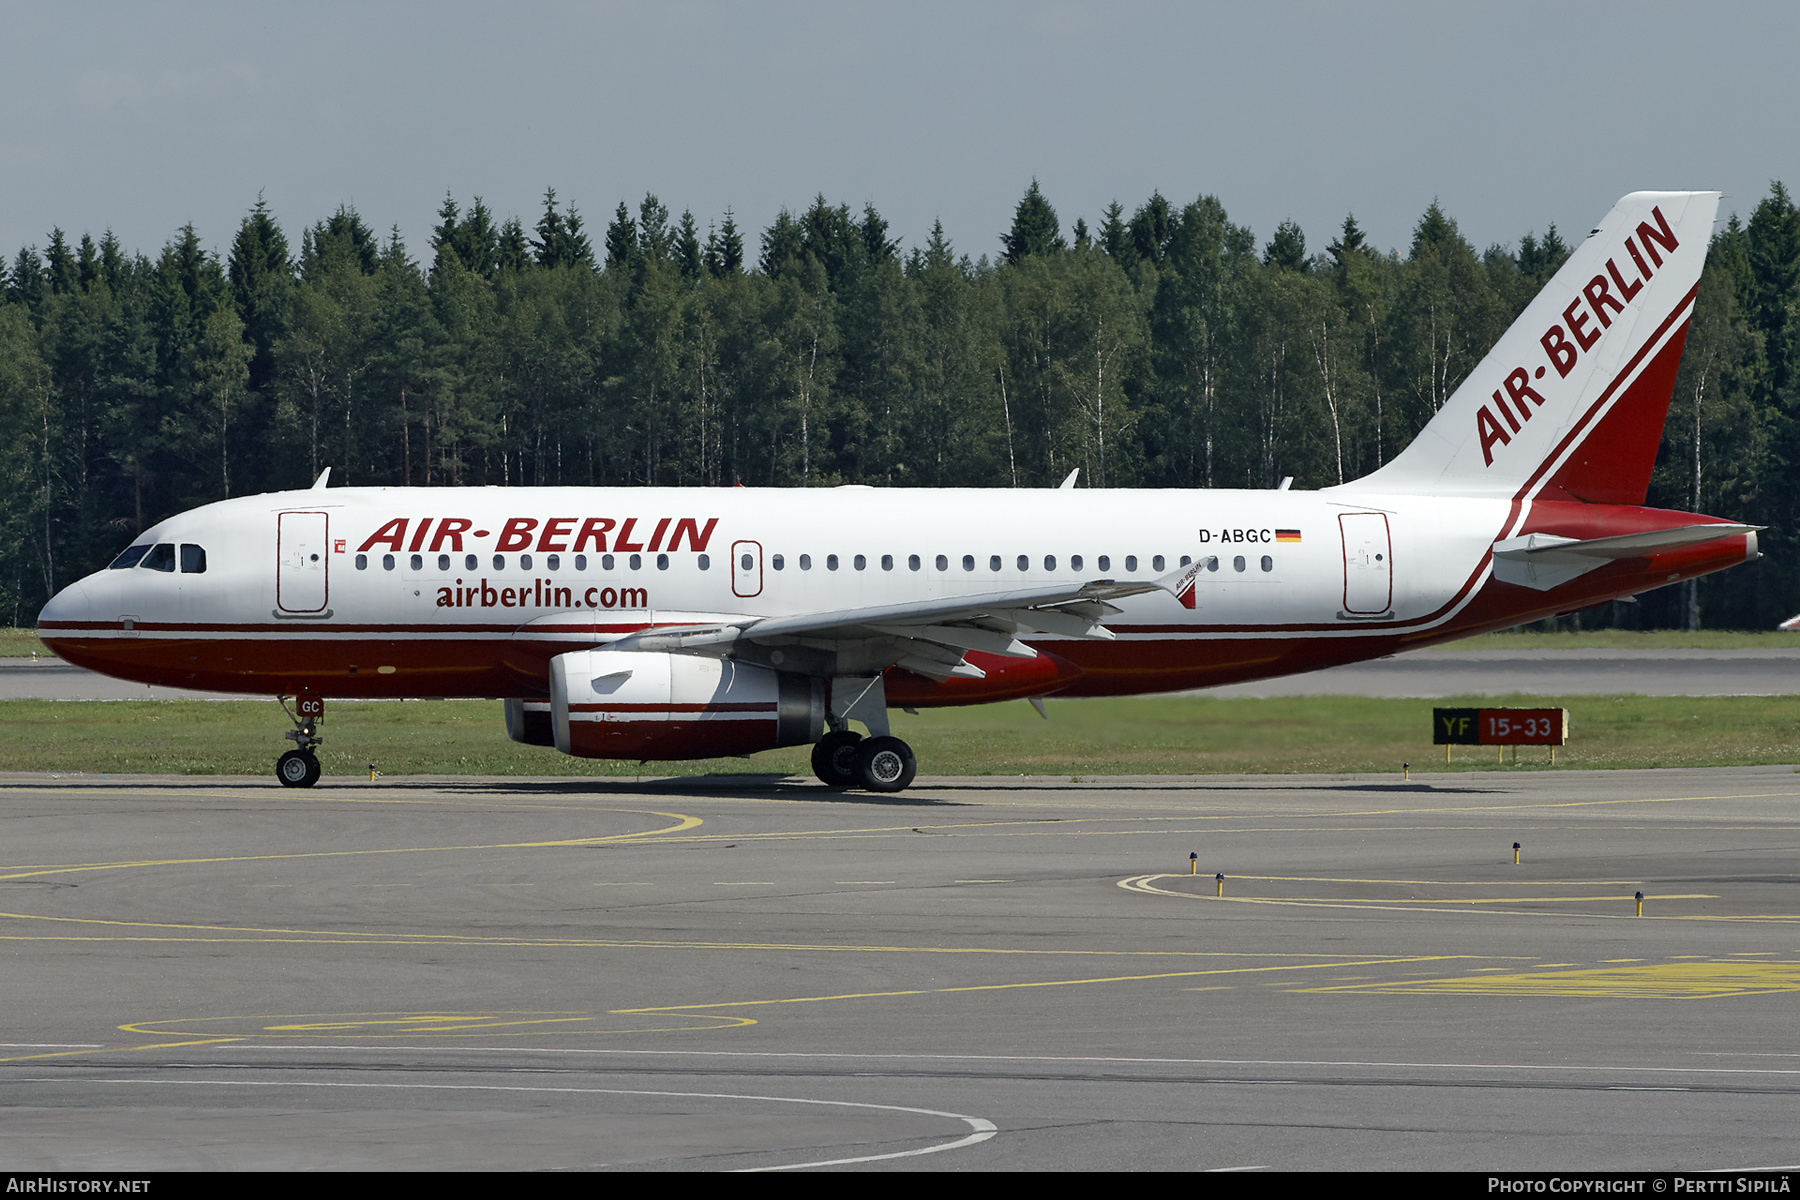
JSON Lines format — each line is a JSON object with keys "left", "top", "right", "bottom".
{"left": 19, "top": 1077, "right": 998, "bottom": 1171}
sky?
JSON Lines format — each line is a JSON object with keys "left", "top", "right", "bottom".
{"left": 3, "top": 1, "right": 1795, "bottom": 268}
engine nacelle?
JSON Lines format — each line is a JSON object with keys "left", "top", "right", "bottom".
{"left": 550, "top": 650, "right": 824, "bottom": 760}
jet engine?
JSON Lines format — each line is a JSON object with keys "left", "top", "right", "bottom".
{"left": 549, "top": 649, "right": 824, "bottom": 760}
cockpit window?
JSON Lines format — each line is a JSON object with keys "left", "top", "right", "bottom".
{"left": 109, "top": 545, "right": 151, "bottom": 570}
{"left": 180, "top": 544, "right": 206, "bottom": 573}
{"left": 141, "top": 543, "right": 176, "bottom": 572}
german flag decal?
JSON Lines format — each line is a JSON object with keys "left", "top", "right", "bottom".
{"left": 1275, "top": 529, "right": 1302, "bottom": 543}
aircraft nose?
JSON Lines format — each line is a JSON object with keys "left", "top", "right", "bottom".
{"left": 37, "top": 577, "right": 94, "bottom": 629}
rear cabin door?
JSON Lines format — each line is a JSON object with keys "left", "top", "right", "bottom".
{"left": 277, "top": 511, "right": 330, "bottom": 612}
{"left": 1339, "top": 512, "right": 1392, "bottom": 614}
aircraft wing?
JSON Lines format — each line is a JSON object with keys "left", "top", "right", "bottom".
{"left": 607, "top": 562, "right": 1204, "bottom": 680}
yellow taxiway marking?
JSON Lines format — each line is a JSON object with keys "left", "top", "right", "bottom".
{"left": 0, "top": 1038, "right": 243, "bottom": 1064}
{"left": 1293, "top": 961, "right": 1800, "bottom": 1000}
{"left": 0, "top": 809, "right": 702, "bottom": 882}
{"left": 612, "top": 955, "right": 1481, "bottom": 1018}
{"left": 122, "top": 1011, "right": 757, "bottom": 1039}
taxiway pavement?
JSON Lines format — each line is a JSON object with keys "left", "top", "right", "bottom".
{"left": 4, "top": 767, "right": 1800, "bottom": 1170}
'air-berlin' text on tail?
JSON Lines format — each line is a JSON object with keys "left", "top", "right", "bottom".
{"left": 1342, "top": 191, "right": 1720, "bottom": 504}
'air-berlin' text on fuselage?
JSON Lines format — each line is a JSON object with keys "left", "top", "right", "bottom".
{"left": 357, "top": 516, "right": 720, "bottom": 555}
{"left": 1477, "top": 206, "right": 1681, "bottom": 467}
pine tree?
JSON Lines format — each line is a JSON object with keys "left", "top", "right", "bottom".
{"left": 46, "top": 229, "right": 76, "bottom": 295}
{"left": 638, "top": 194, "right": 671, "bottom": 263}
{"left": 1130, "top": 192, "right": 1172, "bottom": 267}
{"left": 705, "top": 208, "right": 744, "bottom": 276}
{"left": 533, "top": 187, "right": 566, "bottom": 267}
{"left": 605, "top": 202, "right": 638, "bottom": 271}
{"left": 1327, "top": 214, "right": 1366, "bottom": 270}
{"left": 497, "top": 217, "right": 531, "bottom": 273}
{"left": 1099, "top": 201, "right": 1134, "bottom": 270}
{"left": 227, "top": 196, "right": 294, "bottom": 395}
{"left": 1003, "top": 180, "right": 1065, "bottom": 265}
{"left": 676, "top": 210, "right": 702, "bottom": 279}
{"left": 1264, "top": 219, "right": 1307, "bottom": 271}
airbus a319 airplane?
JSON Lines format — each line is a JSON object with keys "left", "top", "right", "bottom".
{"left": 37, "top": 191, "right": 1760, "bottom": 792}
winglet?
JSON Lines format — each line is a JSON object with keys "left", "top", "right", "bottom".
{"left": 1156, "top": 558, "right": 1206, "bottom": 611}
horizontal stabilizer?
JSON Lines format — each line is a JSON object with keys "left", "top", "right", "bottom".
{"left": 1492, "top": 523, "right": 1758, "bottom": 591}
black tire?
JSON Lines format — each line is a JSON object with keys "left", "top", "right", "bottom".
{"left": 276, "top": 749, "right": 320, "bottom": 788}
{"left": 811, "top": 730, "right": 862, "bottom": 788}
{"left": 854, "top": 736, "right": 916, "bottom": 793}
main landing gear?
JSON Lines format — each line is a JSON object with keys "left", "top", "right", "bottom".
{"left": 276, "top": 695, "right": 323, "bottom": 788}
{"left": 810, "top": 729, "right": 917, "bottom": 793}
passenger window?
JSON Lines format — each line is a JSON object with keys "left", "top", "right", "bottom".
{"left": 382, "top": 553, "right": 395, "bottom": 570}
{"left": 1125, "top": 555, "right": 1138, "bottom": 572}
{"left": 1044, "top": 555, "right": 1056, "bottom": 571}
{"left": 142, "top": 543, "right": 176, "bottom": 572}
{"left": 771, "top": 554, "right": 783, "bottom": 571}
{"left": 827, "top": 554, "right": 839, "bottom": 571}
{"left": 962, "top": 555, "right": 974, "bottom": 572}
{"left": 437, "top": 554, "right": 451, "bottom": 570}
{"left": 698, "top": 554, "right": 710, "bottom": 570}
{"left": 853, "top": 554, "right": 866, "bottom": 571}
{"left": 1206, "top": 556, "right": 1219, "bottom": 571}
{"left": 411, "top": 554, "right": 423, "bottom": 571}
{"left": 602, "top": 554, "right": 615, "bottom": 570}
{"left": 1153, "top": 555, "right": 1165, "bottom": 572}
{"left": 110, "top": 545, "right": 150, "bottom": 570}
{"left": 1180, "top": 555, "right": 1191, "bottom": 567}
{"left": 799, "top": 554, "right": 812, "bottom": 570}
{"left": 629, "top": 554, "right": 642, "bottom": 570}
{"left": 493, "top": 555, "right": 506, "bottom": 571}
{"left": 1261, "top": 555, "right": 1273, "bottom": 572}
{"left": 936, "top": 555, "right": 948, "bottom": 571}
{"left": 656, "top": 553, "right": 669, "bottom": 570}
{"left": 1234, "top": 555, "right": 1246, "bottom": 572}
{"left": 1071, "top": 554, "right": 1083, "bottom": 571}
{"left": 881, "top": 555, "right": 893, "bottom": 571}
{"left": 546, "top": 554, "right": 560, "bottom": 571}
{"left": 354, "top": 553, "right": 368, "bottom": 571}
{"left": 180, "top": 544, "right": 207, "bottom": 573}
{"left": 989, "top": 555, "right": 1001, "bottom": 571}
{"left": 1016, "top": 555, "right": 1028, "bottom": 571}
{"left": 523, "top": 554, "right": 535, "bottom": 571}
{"left": 465, "top": 554, "right": 478, "bottom": 571}
{"left": 1097, "top": 555, "right": 1110, "bottom": 572}
{"left": 574, "top": 554, "right": 587, "bottom": 571}
{"left": 909, "top": 555, "right": 921, "bottom": 571}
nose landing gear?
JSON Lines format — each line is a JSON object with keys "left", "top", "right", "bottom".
{"left": 276, "top": 695, "right": 323, "bottom": 788}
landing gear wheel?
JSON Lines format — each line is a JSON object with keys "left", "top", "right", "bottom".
{"left": 854, "top": 736, "right": 916, "bottom": 793}
{"left": 276, "top": 749, "right": 320, "bottom": 788}
{"left": 811, "top": 730, "right": 863, "bottom": 788}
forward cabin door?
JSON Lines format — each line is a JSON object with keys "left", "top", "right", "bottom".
{"left": 1339, "top": 512, "right": 1392, "bottom": 614}
{"left": 277, "top": 511, "right": 330, "bottom": 613}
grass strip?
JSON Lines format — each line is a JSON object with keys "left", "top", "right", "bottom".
{"left": 0, "top": 694, "right": 1795, "bottom": 779}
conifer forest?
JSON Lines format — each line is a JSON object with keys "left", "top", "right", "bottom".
{"left": 2, "top": 181, "right": 1795, "bottom": 629}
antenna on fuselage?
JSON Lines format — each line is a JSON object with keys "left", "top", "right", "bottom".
{"left": 312, "top": 468, "right": 331, "bottom": 490}
{"left": 1059, "top": 468, "right": 1079, "bottom": 490}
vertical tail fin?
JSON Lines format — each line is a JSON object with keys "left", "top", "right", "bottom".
{"left": 1345, "top": 191, "right": 1719, "bottom": 503}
